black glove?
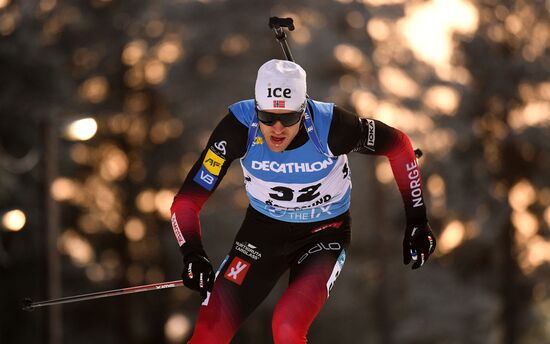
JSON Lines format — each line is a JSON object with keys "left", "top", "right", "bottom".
{"left": 182, "top": 249, "right": 214, "bottom": 300}
{"left": 403, "top": 222, "right": 436, "bottom": 270}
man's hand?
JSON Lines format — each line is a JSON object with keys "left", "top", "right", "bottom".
{"left": 182, "top": 250, "right": 214, "bottom": 300}
{"left": 403, "top": 223, "right": 436, "bottom": 270}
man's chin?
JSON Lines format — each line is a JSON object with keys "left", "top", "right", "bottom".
{"left": 267, "top": 141, "right": 287, "bottom": 152}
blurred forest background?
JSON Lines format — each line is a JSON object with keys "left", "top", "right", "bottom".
{"left": 1, "top": 0, "right": 549, "bottom": 343}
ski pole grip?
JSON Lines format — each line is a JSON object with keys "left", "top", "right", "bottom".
{"left": 269, "top": 17, "right": 295, "bottom": 31}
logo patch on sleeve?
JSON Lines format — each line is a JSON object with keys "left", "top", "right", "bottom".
{"left": 203, "top": 149, "right": 225, "bottom": 176}
{"left": 170, "top": 213, "right": 186, "bottom": 246}
{"left": 223, "top": 257, "right": 251, "bottom": 285}
{"left": 366, "top": 119, "right": 375, "bottom": 146}
{"left": 193, "top": 165, "right": 218, "bottom": 191}
{"left": 213, "top": 141, "right": 227, "bottom": 156}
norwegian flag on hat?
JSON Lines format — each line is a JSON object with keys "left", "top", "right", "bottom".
{"left": 273, "top": 100, "right": 286, "bottom": 108}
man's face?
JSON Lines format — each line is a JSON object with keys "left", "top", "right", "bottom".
{"left": 258, "top": 109, "right": 302, "bottom": 152}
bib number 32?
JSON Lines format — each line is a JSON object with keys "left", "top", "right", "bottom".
{"left": 269, "top": 183, "right": 321, "bottom": 203}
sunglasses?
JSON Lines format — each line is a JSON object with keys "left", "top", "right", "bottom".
{"left": 256, "top": 103, "right": 306, "bottom": 127}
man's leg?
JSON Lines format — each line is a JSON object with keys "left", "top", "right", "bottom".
{"left": 188, "top": 214, "right": 288, "bottom": 343}
{"left": 272, "top": 240, "right": 347, "bottom": 344}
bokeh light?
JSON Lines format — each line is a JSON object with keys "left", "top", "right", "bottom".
{"left": 58, "top": 230, "right": 95, "bottom": 267}
{"left": 508, "top": 101, "right": 550, "bottom": 132}
{"left": 0, "top": 11, "right": 16, "bottom": 36}
{"left": 437, "top": 220, "right": 466, "bottom": 255}
{"left": 512, "top": 210, "right": 539, "bottom": 241}
{"left": 70, "top": 143, "right": 92, "bottom": 165}
{"left": 51, "top": 177, "right": 79, "bottom": 201}
{"left": 144, "top": 59, "right": 167, "bottom": 85}
{"left": 367, "top": 18, "right": 390, "bottom": 41}
{"left": 291, "top": 25, "right": 311, "bottom": 45}
{"left": 378, "top": 66, "right": 419, "bottom": 99}
{"left": 39, "top": 0, "right": 57, "bottom": 12}
{"left": 373, "top": 101, "right": 433, "bottom": 133}
{"left": 0, "top": 0, "right": 11, "bottom": 10}
{"left": 157, "top": 40, "right": 183, "bottom": 63}
{"left": 122, "top": 40, "right": 147, "bottom": 66}
{"left": 508, "top": 180, "right": 537, "bottom": 211}
{"left": 427, "top": 174, "right": 447, "bottom": 218}
{"left": 136, "top": 189, "right": 157, "bottom": 213}
{"left": 221, "top": 34, "right": 250, "bottom": 56}
{"left": 2, "top": 209, "right": 26, "bottom": 232}
{"left": 423, "top": 86, "right": 460, "bottom": 115}
{"left": 398, "top": 0, "right": 478, "bottom": 78}
{"left": 155, "top": 189, "right": 175, "bottom": 220}
{"left": 98, "top": 144, "right": 129, "bottom": 181}
{"left": 165, "top": 313, "right": 192, "bottom": 344}
{"left": 427, "top": 174, "right": 445, "bottom": 198}
{"left": 333, "top": 44, "right": 369, "bottom": 72}
{"left": 65, "top": 118, "right": 98, "bottom": 141}
{"left": 351, "top": 90, "right": 378, "bottom": 115}
{"left": 124, "top": 217, "right": 146, "bottom": 241}
{"left": 79, "top": 76, "right": 109, "bottom": 103}
{"left": 518, "top": 236, "right": 550, "bottom": 274}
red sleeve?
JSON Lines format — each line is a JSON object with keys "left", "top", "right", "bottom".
{"left": 170, "top": 189, "right": 209, "bottom": 253}
{"left": 384, "top": 129, "right": 427, "bottom": 225}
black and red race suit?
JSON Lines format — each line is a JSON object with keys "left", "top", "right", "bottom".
{"left": 170, "top": 103, "right": 427, "bottom": 344}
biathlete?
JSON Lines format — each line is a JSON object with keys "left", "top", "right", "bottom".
{"left": 170, "top": 59, "right": 436, "bottom": 343}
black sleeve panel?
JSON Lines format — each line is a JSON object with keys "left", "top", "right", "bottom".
{"left": 327, "top": 106, "right": 362, "bottom": 156}
{"left": 328, "top": 106, "right": 400, "bottom": 156}
{"left": 207, "top": 111, "right": 248, "bottom": 161}
{"left": 177, "top": 112, "right": 248, "bottom": 196}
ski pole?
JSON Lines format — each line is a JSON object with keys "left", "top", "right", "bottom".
{"left": 22, "top": 280, "right": 184, "bottom": 311}
{"left": 269, "top": 17, "right": 296, "bottom": 62}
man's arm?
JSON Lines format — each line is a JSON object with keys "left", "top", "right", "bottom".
{"left": 328, "top": 106, "right": 436, "bottom": 269}
{"left": 170, "top": 112, "right": 248, "bottom": 298}
{"left": 170, "top": 112, "right": 247, "bottom": 255}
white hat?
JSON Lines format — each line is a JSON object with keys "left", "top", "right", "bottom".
{"left": 255, "top": 59, "right": 307, "bottom": 111}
